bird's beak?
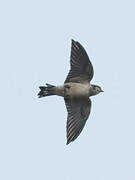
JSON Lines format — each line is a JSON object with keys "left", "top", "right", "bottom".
{"left": 101, "top": 90, "right": 104, "bottom": 92}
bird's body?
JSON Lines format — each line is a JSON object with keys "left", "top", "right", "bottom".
{"left": 51, "top": 82, "right": 90, "bottom": 99}
{"left": 38, "top": 39, "right": 103, "bottom": 145}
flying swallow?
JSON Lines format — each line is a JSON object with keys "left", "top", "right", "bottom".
{"left": 38, "top": 39, "right": 103, "bottom": 145}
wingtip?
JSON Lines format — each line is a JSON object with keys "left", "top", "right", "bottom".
{"left": 71, "top": 39, "right": 80, "bottom": 48}
{"left": 71, "top": 39, "right": 76, "bottom": 43}
{"left": 66, "top": 139, "right": 72, "bottom": 145}
{"left": 66, "top": 141, "right": 69, "bottom": 145}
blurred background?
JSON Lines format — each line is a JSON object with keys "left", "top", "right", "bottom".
{"left": 0, "top": 0, "right": 135, "bottom": 179}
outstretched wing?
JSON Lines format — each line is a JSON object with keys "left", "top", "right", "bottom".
{"left": 64, "top": 98, "right": 92, "bottom": 145}
{"left": 64, "top": 39, "right": 94, "bottom": 83}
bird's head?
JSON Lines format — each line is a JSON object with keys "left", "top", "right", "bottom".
{"left": 90, "top": 85, "right": 104, "bottom": 96}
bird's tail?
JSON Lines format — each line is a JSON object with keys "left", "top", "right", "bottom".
{"left": 38, "top": 83, "right": 56, "bottom": 98}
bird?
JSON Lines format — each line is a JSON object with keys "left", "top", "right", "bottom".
{"left": 38, "top": 39, "right": 103, "bottom": 145}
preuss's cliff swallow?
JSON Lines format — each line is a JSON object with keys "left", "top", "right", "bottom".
{"left": 38, "top": 39, "right": 103, "bottom": 145}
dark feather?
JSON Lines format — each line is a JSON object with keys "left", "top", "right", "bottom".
{"left": 65, "top": 39, "right": 94, "bottom": 83}
{"left": 64, "top": 98, "right": 92, "bottom": 145}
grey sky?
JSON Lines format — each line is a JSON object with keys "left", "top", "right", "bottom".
{"left": 0, "top": 0, "right": 135, "bottom": 179}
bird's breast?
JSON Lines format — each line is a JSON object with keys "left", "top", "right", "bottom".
{"left": 64, "top": 83, "right": 90, "bottom": 99}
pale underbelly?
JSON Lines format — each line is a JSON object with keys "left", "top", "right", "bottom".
{"left": 64, "top": 83, "right": 90, "bottom": 99}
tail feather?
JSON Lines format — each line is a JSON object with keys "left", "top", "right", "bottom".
{"left": 46, "top": 83, "right": 55, "bottom": 87}
{"left": 38, "top": 83, "right": 56, "bottom": 98}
